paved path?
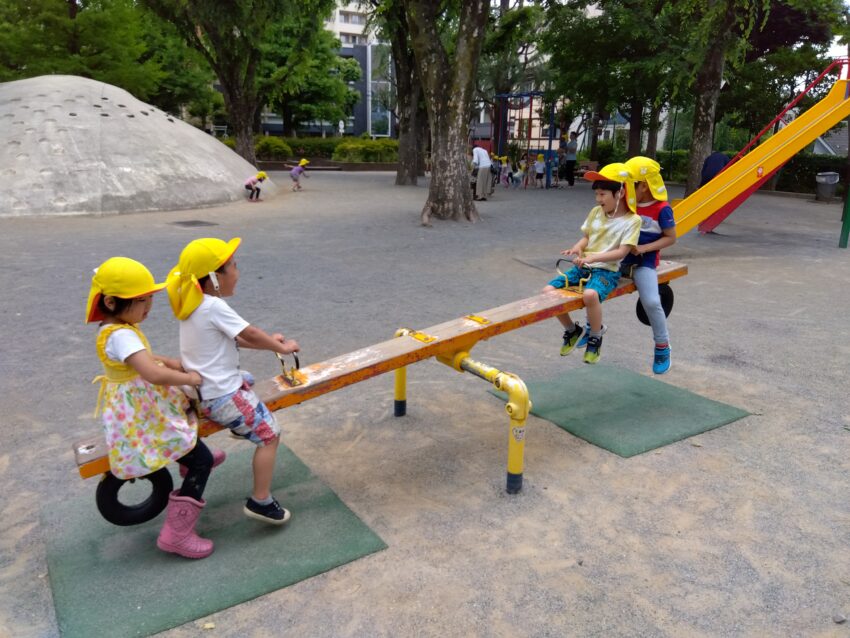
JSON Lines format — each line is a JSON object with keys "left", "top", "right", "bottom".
{"left": 1, "top": 171, "right": 848, "bottom": 636}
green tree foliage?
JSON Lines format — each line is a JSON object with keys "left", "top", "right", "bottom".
{"left": 0, "top": 0, "right": 162, "bottom": 98}
{"left": 137, "top": 9, "right": 218, "bottom": 118}
{"left": 142, "top": 0, "right": 346, "bottom": 162}
{"left": 716, "top": 2, "right": 843, "bottom": 138}
{"left": 265, "top": 29, "right": 362, "bottom": 135}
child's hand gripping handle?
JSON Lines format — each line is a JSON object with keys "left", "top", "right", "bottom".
{"left": 276, "top": 352, "right": 304, "bottom": 387}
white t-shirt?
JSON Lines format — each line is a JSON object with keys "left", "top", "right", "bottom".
{"left": 472, "top": 146, "right": 492, "bottom": 168}
{"left": 179, "top": 295, "right": 250, "bottom": 400}
{"left": 101, "top": 326, "right": 146, "bottom": 362}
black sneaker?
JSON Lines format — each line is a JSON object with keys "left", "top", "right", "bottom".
{"left": 560, "top": 322, "right": 583, "bottom": 356}
{"left": 244, "top": 497, "right": 291, "bottom": 525}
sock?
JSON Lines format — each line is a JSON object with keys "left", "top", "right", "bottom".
{"left": 252, "top": 495, "right": 274, "bottom": 506}
{"left": 589, "top": 329, "right": 603, "bottom": 338}
{"left": 655, "top": 343, "right": 669, "bottom": 350}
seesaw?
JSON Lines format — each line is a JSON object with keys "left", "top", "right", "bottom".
{"left": 73, "top": 261, "right": 687, "bottom": 525}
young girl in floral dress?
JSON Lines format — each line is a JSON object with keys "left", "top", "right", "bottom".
{"left": 87, "top": 256, "right": 224, "bottom": 559}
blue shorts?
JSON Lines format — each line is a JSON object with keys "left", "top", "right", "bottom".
{"left": 548, "top": 266, "right": 620, "bottom": 302}
{"left": 199, "top": 376, "right": 279, "bottom": 446}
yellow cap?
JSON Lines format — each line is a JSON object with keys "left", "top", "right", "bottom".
{"left": 166, "top": 238, "right": 241, "bottom": 320}
{"left": 583, "top": 162, "right": 636, "bottom": 211}
{"left": 86, "top": 257, "right": 166, "bottom": 323}
{"left": 299, "top": 158, "right": 309, "bottom": 166}
{"left": 625, "top": 156, "right": 668, "bottom": 202}
{"left": 257, "top": 171, "right": 268, "bottom": 179}
{"left": 536, "top": 154, "right": 544, "bottom": 161}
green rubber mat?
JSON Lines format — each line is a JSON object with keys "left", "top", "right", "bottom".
{"left": 491, "top": 364, "right": 748, "bottom": 457}
{"left": 46, "top": 444, "right": 386, "bottom": 638}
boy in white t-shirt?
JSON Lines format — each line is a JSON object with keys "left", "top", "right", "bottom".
{"left": 167, "top": 238, "right": 300, "bottom": 525}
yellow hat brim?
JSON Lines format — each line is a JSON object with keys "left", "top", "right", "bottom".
{"left": 86, "top": 280, "right": 166, "bottom": 323}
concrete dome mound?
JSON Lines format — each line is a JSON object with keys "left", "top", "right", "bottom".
{"left": 0, "top": 75, "right": 275, "bottom": 217}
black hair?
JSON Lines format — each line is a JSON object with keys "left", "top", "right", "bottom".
{"left": 592, "top": 180, "right": 623, "bottom": 194}
{"left": 97, "top": 295, "right": 134, "bottom": 318}
{"left": 197, "top": 260, "right": 231, "bottom": 291}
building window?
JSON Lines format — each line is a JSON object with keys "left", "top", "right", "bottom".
{"left": 340, "top": 11, "right": 366, "bottom": 25}
{"left": 340, "top": 33, "right": 364, "bottom": 45}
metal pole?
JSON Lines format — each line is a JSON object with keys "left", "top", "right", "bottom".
{"left": 546, "top": 100, "right": 555, "bottom": 189}
{"left": 436, "top": 350, "right": 531, "bottom": 494}
{"left": 669, "top": 108, "right": 678, "bottom": 172}
{"left": 840, "top": 187, "right": 850, "bottom": 248}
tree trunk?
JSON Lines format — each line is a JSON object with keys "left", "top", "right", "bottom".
{"left": 645, "top": 102, "right": 661, "bottom": 159}
{"left": 589, "top": 106, "right": 602, "bottom": 161}
{"left": 416, "top": 103, "right": 429, "bottom": 176}
{"left": 405, "top": 0, "right": 489, "bottom": 225}
{"left": 389, "top": 7, "right": 420, "bottom": 186}
{"left": 685, "top": 1, "right": 739, "bottom": 195}
{"left": 221, "top": 85, "right": 258, "bottom": 165}
{"left": 627, "top": 97, "right": 643, "bottom": 157}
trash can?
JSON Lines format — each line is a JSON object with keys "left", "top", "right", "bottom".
{"left": 815, "top": 171, "right": 839, "bottom": 202}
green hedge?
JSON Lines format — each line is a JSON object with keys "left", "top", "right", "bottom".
{"left": 774, "top": 153, "right": 846, "bottom": 194}
{"left": 254, "top": 136, "right": 293, "bottom": 160}
{"left": 332, "top": 138, "right": 398, "bottom": 162}
{"left": 282, "top": 137, "right": 343, "bottom": 159}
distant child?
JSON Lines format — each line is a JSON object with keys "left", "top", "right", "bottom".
{"left": 290, "top": 158, "right": 310, "bottom": 191}
{"left": 534, "top": 153, "right": 546, "bottom": 188}
{"left": 87, "top": 257, "right": 225, "bottom": 559}
{"left": 622, "top": 156, "right": 677, "bottom": 374}
{"left": 244, "top": 171, "right": 267, "bottom": 201}
{"left": 515, "top": 156, "right": 527, "bottom": 188}
{"left": 500, "top": 156, "right": 511, "bottom": 188}
{"left": 166, "top": 238, "right": 300, "bottom": 525}
{"left": 543, "top": 163, "right": 641, "bottom": 363}
{"left": 550, "top": 155, "right": 560, "bottom": 188}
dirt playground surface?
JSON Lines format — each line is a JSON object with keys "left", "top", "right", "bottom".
{"left": 0, "top": 172, "right": 848, "bottom": 637}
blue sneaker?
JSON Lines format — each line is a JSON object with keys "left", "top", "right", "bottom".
{"left": 653, "top": 346, "right": 671, "bottom": 374}
{"left": 577, "top": 323, "right": 605, "bottom": 348}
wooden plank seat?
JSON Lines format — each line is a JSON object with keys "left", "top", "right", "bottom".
{"left": 74, "top": 260, "right": 688, "bottom": 480}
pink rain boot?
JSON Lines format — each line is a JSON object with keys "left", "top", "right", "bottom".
{"left": 156, "top": 491, "right": 214, "bottom": 559}
{"left": 179, "top": 448, "right": 227, "bottom": 478}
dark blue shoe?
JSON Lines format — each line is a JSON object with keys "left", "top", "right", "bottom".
{"left": 653, "top": 346, "right": 671, "bottom": 374}
{"left": 577, "top": 323, "right": 605, "bottom": 348}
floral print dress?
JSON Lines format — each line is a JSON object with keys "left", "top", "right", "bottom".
{"left": 94, "top": 324, "right": 197, "bottom": 480}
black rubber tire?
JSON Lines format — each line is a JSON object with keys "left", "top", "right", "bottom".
{"left": 636, "top": 283, "right": 674, "bottom": 326}
{"left": 95, "top": 468, "right": 173, "bottom": 526}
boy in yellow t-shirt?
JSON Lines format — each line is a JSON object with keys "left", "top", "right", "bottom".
{"left": 543, "top": 162, "right": 641, "bottom": 363}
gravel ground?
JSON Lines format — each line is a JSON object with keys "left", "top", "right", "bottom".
{"left": 1, "top": 171, "right": 848, "bottom": 637}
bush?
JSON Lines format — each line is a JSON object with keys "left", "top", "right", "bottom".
{"left": 332, "top": 138, "right": 399, "bottom": 162}
{"left": 221, "top": 136, "right": 236, "bottom": 150}
{"left": 774, "top": 152, "right": 846, "bottom": 194}
{"left": 657, "top": 149, "right": 690, "bottom": 183}
{"left": 594, "top": 141, "right": 627, "bottom": 166}
{"left": 254, "top": 136, "right": 293, "bottom": 160}
{"left": 282, "top": 137, "right": 342, "bottom": 159}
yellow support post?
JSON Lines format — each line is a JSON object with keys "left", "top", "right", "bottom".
{"left": 437, "top": 351, "right": 531, "bottom": 494}
{"left": 393, "top": 328, "right": 411, "bottom": 416}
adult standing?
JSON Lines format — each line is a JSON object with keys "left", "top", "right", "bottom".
{"left": 471, "top": 142, "right": 493, "bottom": 201}
{"left": 699, "top": 151, "right": 730, "bottom": 187}
{"left": 563, "top": 132, "right": 578, "bottom": 187}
